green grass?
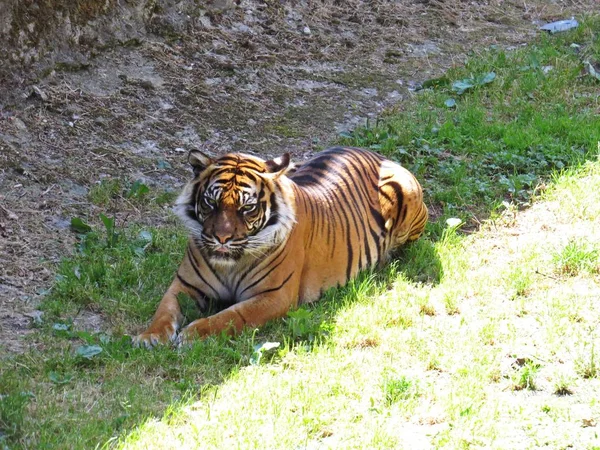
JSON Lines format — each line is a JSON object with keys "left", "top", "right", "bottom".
{"left": 2, "top": 15, "right": 600, "bottom": 450}
{"left": 89, "top": 178, "right": 177, "bottom": 208}
{"left": 553, "top": 238, "right": 599, "bottom": 276}
{"left": 341, "top": 15, "right": 600, "bottom": 228}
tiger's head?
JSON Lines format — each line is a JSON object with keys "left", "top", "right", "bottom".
{"left": 176, "top": 150, "right": 296, "bottom": 266}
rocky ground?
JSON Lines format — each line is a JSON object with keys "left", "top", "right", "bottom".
{"left": 0, "top": 0, "right": 596, "bottom": 352}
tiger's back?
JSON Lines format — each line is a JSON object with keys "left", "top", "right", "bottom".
{"left": 133, "top": 147, "right": 427, "bottom": 347}
{"left": 290, "top": 147, "right": 428, "bottom": 303}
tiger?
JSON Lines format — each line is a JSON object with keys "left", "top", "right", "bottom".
{"left": 132, "top": 146, "right": 428, "bottom": 347}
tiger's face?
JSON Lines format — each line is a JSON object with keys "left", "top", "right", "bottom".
{"left": 176, "top": 151, "right": 296, "bottom": 266}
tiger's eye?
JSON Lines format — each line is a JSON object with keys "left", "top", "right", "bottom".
{"left": 203, "top": 197, "right": 217, "bottom": 208}
{"left": 241, "top": 204, "right": 256, "bottom": 213}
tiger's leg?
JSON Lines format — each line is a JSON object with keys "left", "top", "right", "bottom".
{"left": 177, "top": 277, "right": 300, "bottom": 345}
{"left": 132, "top": 277, "right": 186, "bottom": 348}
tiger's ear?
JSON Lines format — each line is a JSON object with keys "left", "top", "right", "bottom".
{"left": 265, "top": 153, "right": 293, "bottom": 177}
{"left": 188, "top": 150, "right": 214, "bottom": 177}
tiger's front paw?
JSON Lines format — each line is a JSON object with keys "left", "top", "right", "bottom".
{"left": 132, "top": 321, "right": 178, "bottom": 349}
{"left": 176, "top": 318, "right": 211, "bottom": 347}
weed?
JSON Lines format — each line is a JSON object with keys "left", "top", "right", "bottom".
{"left": 443, "top": 291, "right": 460, "bottom": 315}
{"left": 89, "top": 178, "right": 122, "bottom": 206}
{"left": 506, "top": 266, "right": 533, "bottom": 299}
{"left": 126, "top": 180, "right": 150, "bottom": 200}
{"left": 285, "top": 307, "right": 331, "bottom": 344}
{"left": 553, "top": 376, "right": 574, "bottom": 396}
{"left": 418, "top": 296, "right": 436, "bottom": 316}
{"left": 0, "top": 377, "right": 31, "bottom": 444}
{"left": 513, "top": 361, "right": 541, "bottom": 391}
{"left": 576, "top": 341, "right": 599, "bottom": 379}
{"left": 383, "top": 375, "right": 418, "bottom": 406}
{"left": 553, "top": 239, "right": 599, "bottom": 276}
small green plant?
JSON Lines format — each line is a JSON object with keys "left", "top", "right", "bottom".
{"left": 154, "top": 190, "right": 178, "bottom": 206}
{"left": 89, "top": 178, "right": 122, "bottom": 206}
{"left": 514, "top": 361, "right": 541, "bottom": 391}
{"left": 383, "top": 376, "right": 418, "bottom": 406}
{"left": 285, "top": 307, "right": 329, "bottom": 343}
{"left": 100, "top": 213, "right": 119, "bottom": 248}
{"left": 553, "top": 239, "right": 599, "bottom": 276}
{"left": 506, "top": 267, "right": 533, "bottom": 299}
{"left": 249, "top": 341, "right": 280, "bottom": 366}
{"left": 553, "top": 375, "right": 574, "bottom": 396}
{"left": 127, "top": 180, "right": 150, "bottom": 200}
{"left": 443, "top": 291, "right": 460, "bottom": 315}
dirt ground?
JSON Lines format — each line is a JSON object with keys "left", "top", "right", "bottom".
{"left": 0, "top": 0, "right": 596, "bottom": 353}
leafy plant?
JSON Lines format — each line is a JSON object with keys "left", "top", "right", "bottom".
{"left": 383, "top": 376, "right": 418, "bottom": 406}
{"left": 285, "top": 308, "right": 328, "bottom": 343}
{"left": 100, "top": 213, "right": 119, "bottom": 248}
{"left": 451, "top": 72, "right": 496, "bottom": 95}
{"left": 70, "top": 217, "right": 92, "bottom": 234}
{"left": 249, "top": 342, "right": 280, "bottom": 366}
{"left": 127, "top": 180, "right": 150, "bottom": 199}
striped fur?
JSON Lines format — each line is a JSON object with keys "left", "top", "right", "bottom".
{"left": 132, "top": 147, "right": 428, "bottom": 347}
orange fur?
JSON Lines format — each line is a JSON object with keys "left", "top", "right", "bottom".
{"left": 133, "top": 147, "right": 427, "bottom": 347}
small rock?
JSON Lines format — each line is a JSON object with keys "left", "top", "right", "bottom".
{"left": 247, "top": 118, "right": 257, "bottom": 126}
{"left": 235, "top": 23, "right": 252, "bottom": 34}
{"left": 31, "top": 85, "right": 48, "bottom": 102}
{"left": 174, "top": 147, "right": 186, "bottom": 153}
{"left": 303, "top": 26, "right": 311, "bottom": 35}
{"left": 12, "top": 117, "right": 27, "bottom": 131}
{"left": 362, "top": 88, "right": 378, "bottom": 97}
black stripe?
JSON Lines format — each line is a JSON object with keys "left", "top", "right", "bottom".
{"left": 236, "top": 180, "right": 253, "bottom": 189}
{"left": 238, "top": 253, "right": 288, "bottom": 296}
{"left": 383, "top": 181, "right": 404, "bottom": 225}
{"left": 177, "top": 272, "right": 209, "bottom": 303}
{"left": 325, "top": 161, "right": 368, "bottom": 276}
{"left": 264, "top": 192, "right": 279, "bottom": 228}
{"left": 232, "top": 241, "right": 283, "bottom": 294}
{"left": 186, "top": 247, "right": 220, "bottom": 297}
{"left": 291, "top": 173, "right": 320, "bottom": 186}
{"left": 369, "top": 203, "right": 386, "bottom": 231}
{"left": 379, "top": 189, "right": 393, "bottom": 203}
{"left": 250, "top": 271, "right": 295, "bottom": 298}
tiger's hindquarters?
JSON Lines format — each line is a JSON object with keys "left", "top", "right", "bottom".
{"left": 407, "top": 201, "right": 428, "bottom": 242}
{"left": 378, "top": 160, "right": 428, "bottom": 251}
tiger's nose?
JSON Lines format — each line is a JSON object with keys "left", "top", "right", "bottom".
{"left": 215, "top": 232, "right": 233, "bottom": 244}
